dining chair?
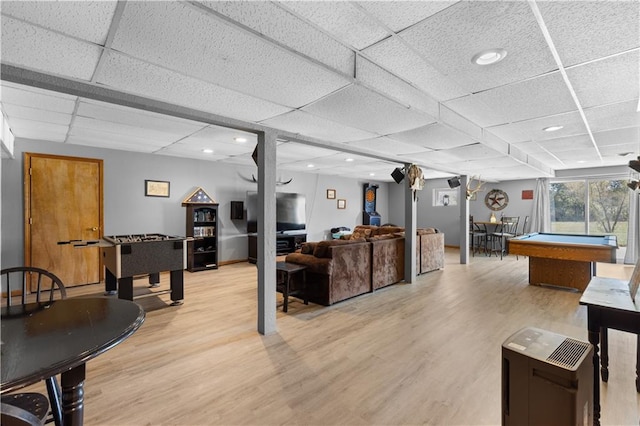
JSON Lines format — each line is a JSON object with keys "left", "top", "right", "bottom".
{"left": 469, "top": 215, "right": 487, "bottom": 256}
{"left": 1, "top": 267, "right": 67, "bottom": 426}
{"left": 489, "top": 216, "right": 519, "bottom": 259}
{"left": 1, "top": 396, "right": 49, "bottom": 426}
{"left": 518, "top": 215, "right": 530, "bottom": 236}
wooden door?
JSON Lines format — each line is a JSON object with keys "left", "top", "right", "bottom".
{"left": 25, "top": 153, "right": 103, "bottom": 287}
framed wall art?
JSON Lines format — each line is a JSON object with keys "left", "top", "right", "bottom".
{"left": 327, "top": 189, "right": 336, "bottom": 199}
{"left": 337, "top": 199, "right": 346, "bottom": 209}
{"left": 145, "top": 180, "right": 170, "bottom": 197}
{"left": 433, "top": 188, "right": 458, "bottom": 207}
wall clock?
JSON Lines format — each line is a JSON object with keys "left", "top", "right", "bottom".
{"left": 485, "top": 189, "right": 509, "bottom": 211}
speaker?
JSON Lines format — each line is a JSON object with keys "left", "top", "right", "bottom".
{"left": 230, "top": 201, "right": 244, "bottom": 220}
{"left": 448, "top": 176, "right": 461, "bottom": 188}
{"left": 391, "top": 167, "right": 405, "bottom": 184}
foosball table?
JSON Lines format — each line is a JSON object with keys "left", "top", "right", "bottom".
{"left": 102, "top": 234, "right": 186, "bottom": 305}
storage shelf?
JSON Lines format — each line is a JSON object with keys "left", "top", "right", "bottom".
{"left": 184, "top": 203, "right": 219, "bottom": 272}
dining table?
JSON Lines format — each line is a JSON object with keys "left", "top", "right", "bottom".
{"left": 1, "top": 297, "right": 145, "bottom": 426}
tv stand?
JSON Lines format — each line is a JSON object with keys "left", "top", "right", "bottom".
{"left": 248, "top": 233, "right": 307, "bottom": 264}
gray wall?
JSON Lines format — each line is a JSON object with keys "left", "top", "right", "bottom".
{"left": 1, "top": 138, "right": 390, "bottom": 268}
{"left": 389, "top": 178, "right": 538, "bottom": 246}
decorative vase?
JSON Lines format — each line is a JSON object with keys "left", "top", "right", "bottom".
{"left": 490, "top": 212, "right": 497, "bottom": 223}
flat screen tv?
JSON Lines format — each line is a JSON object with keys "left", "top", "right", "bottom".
{"left": 246, "top": 191, "right": 306, "bottom": 234}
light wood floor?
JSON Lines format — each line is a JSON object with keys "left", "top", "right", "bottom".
{"left": 21, "top": 249, "right": 640, "bottom": 425}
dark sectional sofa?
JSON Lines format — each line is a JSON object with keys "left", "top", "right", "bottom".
{"left": 284, "top": 225, "right": 444, "bottom": 306}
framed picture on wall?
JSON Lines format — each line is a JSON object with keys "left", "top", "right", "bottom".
{"left": 327, "top": 189, "right": 336, "bottom": 199}
{"left": 145, "top": 180, "right": 170, "bottom": 197}
{"left": 433, "top": 188, "right": 458, "bottom": 207}
{"left": 337, "top": 199, "right": 346, "bottom": 209}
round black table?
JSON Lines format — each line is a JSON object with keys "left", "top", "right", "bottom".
{"left": 1, "top": 297, "right": 145, "bottom": 426}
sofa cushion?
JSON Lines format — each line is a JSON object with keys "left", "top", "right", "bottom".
{"left": 300, "top": 242, "right": 316, "bottom": 255}
{"left": 375, "top": 226, "right": 404, "bottom": 236}
{"left": 312, "top": 238, "right": 365, "bottom": 258}
{"left": 367, "top": 233, "right": 398, "bottom": 242}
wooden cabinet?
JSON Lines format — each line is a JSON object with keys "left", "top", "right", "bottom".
{"left": 248, "top": 233, "right": 306, "bottom": 264}
{"left": 185, "top": 203, "right": 219, "bottom": 271}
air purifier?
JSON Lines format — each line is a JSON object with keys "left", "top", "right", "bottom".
{"left": 502, "top": 327, "right": 593, "bottom": 426}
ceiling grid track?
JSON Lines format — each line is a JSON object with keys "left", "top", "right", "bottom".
{"left": 528, "top": 0, "right": 603, "bottom": 161}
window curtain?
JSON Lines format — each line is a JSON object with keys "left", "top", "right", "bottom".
{"left": 530, "top": 178, "right": 550, "bottom": 233}
{"left": 624, "top": 191, "right": 639, "bottom": 264}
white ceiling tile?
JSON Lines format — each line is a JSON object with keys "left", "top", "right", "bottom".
{"left": 197, "top": 1, "right": 354, "bottom": 75}
{"left": 486, "top": 110, "right": 585, "bottom": 144}
{"left": 399, "top": 1, "right": 557, "bottom": 93}
{"left": 96, "top": 52, "right": 292, "bottom": 123}
{"left": 344, "top": 136, "right": 426, "bottom": 155}
{"left": 537, "top": 134, "right": 594, "bottom": 152}
{"left": 68, "top": 126, "right": 166, "bottom": 149}
{"left": 362, "top": 36, "right": 468, "bottom": 102}
{"left": 552, "top": 148, "right": 603, "bottom": 163}
{"left": 278, "top": 1, "right": 389, "bottom": 50}
{"left": 1, "top": 103, "right": 72, "bottom": 126}
{"left": 440, "top": 95, "right": 506, "bottom": 128}
{"left": 112, "top": 1, "right": 350, "bottom": 108}
{"left": 389, "top": 123, "right": 477, "bottom": 150}
{"left": 568, "top": 50, "right": 640, "bottom": 109}
{"left": 538, "top": 1, "right": 640, "bottom": 67}
{"left": 66, "top": 134, "right": 159, "bottom": 153}
{"left": 7, "top": 117, "right": 68, "bottom": 142}
{"left": 445, "top": 143, "right": 504, "bottom": 161}
{"left": 1, "top": 82, "right": 77, "bottom": 110}
{"left": 584, "top": 100, "right": 640, "bottom": 133}
{"left": 277, "top": 142, "right": 339, "bottom": 162}
{"left": 156, "top": 144, "right": 231, "bottom": 161}
{"left": 260, "top": 110, "right": 376, "bottom": 143}
{"left": 1, "top": 16, "right": 101, "bottom": 81}
{"left": 72, "top": 117, "right": 178, "bottom": 145}
{"left": 593, "top": 127, "right": 640, "bottom": 148}
{"left": 174, "top": 126, "right": 256, "bottom": 156}
{"left": 445, "top": 72, "right": 576, "bottom": 126}
{"left": 356, "top": 1, "right": 456, "bottom": 33}
{"left": 1, "top": 1, "right": 117, "bottom": 45}
{"left": 76, "top": 99, "right": 208, "bottom": 137}
{"left": 356, "top": 57, "right": 440, "bottom": 118}
{"left": 598, "top": 143, "right": 640, "bottom": 158}
{"left": 302, "top": 84, "right": 435, "bottom": 135}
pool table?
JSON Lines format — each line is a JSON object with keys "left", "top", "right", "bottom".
{"left": 507, "top": 233, "right": 617, "bottom": 291}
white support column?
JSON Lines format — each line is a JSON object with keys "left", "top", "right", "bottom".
{"left": 256, "top": 131, "right": 277, "bottom": 335}
{"left": 404, "top": 164, "right": 417, "bottom": 283}
{"left": 460, "top": 175, "right": 470, "bottom": 264}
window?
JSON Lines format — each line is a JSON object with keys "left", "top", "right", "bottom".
{"left": 550, "top": 178, "right": 629, "bottom": 247}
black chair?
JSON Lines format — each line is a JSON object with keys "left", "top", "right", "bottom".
{"left": 488, "top": 216, "right": 519, "bottom": 259}
{"left": 518, "top": 215, "right": 530, "bottom": 236}
{"left": 1, "top": 396, "right": 49, "bottom": 426}
{"left": 469, "top": 215, "right": 487, "bottom": 256}
{"left": 1, "top": 267, "right": 67, "bottom": 426}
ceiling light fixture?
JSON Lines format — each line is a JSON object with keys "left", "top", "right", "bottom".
{"left": 471, "top": 48, "right": 507, "bottom": 65}
{"left": 234, "top": 137, "right": 247, "bottom": 143}
{"left": 307, "top": 164, "right": 314, "bottom": 168}
{"left": 543, "top": 125, "right": 564, "bottom": 132}
{"left": 345, "top": 158, "right": 354, "bottom": 162}
{"left": 202, "top": 148, "right": 213, "bottom": 154}
{"left": 369, "top": 173, "right": 375, "bottom": 176}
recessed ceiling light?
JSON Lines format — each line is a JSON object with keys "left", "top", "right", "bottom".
{"left": 543, "top": 125, "right": 564, "bottom": 132}
{"left": 369, "top": 173, "right": 375, "bottom": 176}
{"left": 345, "top": 158, "right": 354, "bottom": 162}
{"left": 234, "top": 137, "right": 247, "bottom": 143}
{"left": 202, "top": 148, "right": 214, "bottom": 154}
{"left": 471, "top": 48, "right": 507, "bottom": 65}
{"left": 307, "top": 164, "right": 314, "bottom": 168}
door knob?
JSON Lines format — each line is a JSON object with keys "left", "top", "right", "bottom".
{"left": 91, "top": 227, "right": 99, "bottom": 231}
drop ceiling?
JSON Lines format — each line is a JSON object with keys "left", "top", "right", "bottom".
{"left": 1, "top": 1, "right": 638, "bottom": 182}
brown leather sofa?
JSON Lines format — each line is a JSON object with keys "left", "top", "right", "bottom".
{"left": 285, "top": 225, "right": 444, "bottom": 305}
